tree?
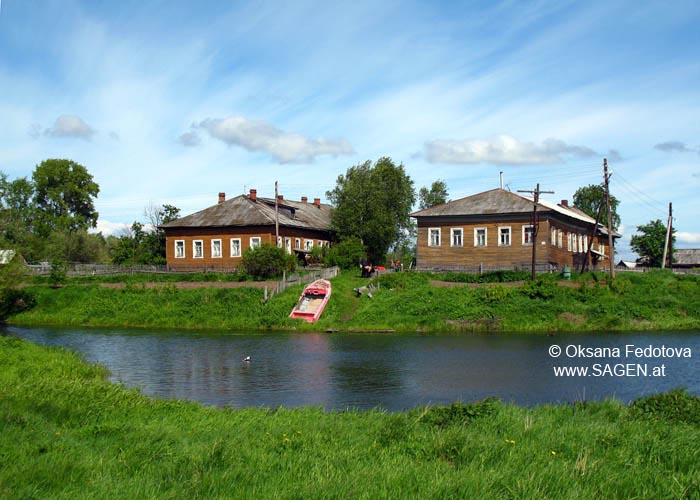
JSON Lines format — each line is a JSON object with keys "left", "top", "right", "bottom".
{"left": 326, "top": 157, "right": 415, "bottom": 263}
{"left": 630, "top": 219, "right": 675, "bottom": 267}
{"left": 418, "top": 180, "right": 449, "bottom": 209}
{"left": 572, "top": 184, "right": 620, "bottom": 231}
{"left": 0, "top": 173, "right": 37, "bottom": 257}
{"left": 32, "top": 159, "right": 100, "bottom": 236}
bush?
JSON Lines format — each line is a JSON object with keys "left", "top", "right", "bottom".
{"left": 325, "top": 237, "right": 366, "bottom": 269}
{"left": 432, "top": 270, "right": 530, "bottom": 283}
{"left": 629, "top": 389, "right": 700, "bottom": 425}
{"left": 0, "top": 288, "right": 36, "bottom": 321}
{"left": 241, "top": 244, "right": 296, "bottom": 279}
{"left": 49, "top": 259, "right": 67, "bottom": 286}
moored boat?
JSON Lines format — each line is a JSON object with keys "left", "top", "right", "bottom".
{"left": 289, "top": 279, "right": 332, "bottom": 323}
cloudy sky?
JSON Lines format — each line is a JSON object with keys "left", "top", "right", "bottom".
{"left": 1, "top": 0, "right": 699, "bottom": 258}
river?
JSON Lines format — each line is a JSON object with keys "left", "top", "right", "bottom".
{"left": 5, "top": 326, "right": 699, "bottom": 411}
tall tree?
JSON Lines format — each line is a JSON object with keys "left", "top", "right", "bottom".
{"left": 572, "top": 184, "right": 621, "bottom": 231}
{"left": 418, "top": 180, "right": 449, "bottom": 209}
{"left": 630, "top": 219, "right": 675, "bottom": 267}
{"left": 0, "top": 173, "right": 35, "bottom": 249}
{"left": 326, "top": 157, "right": 415, "bottom": 263}
{"left": 32, "top": 159, "right": 100, "bottom": 235}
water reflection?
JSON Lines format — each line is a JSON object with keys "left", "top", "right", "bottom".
{"left": 5, "top": 326, "right": 700, "bottom": 411}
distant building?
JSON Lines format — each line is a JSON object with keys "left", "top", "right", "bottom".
{"left": 161, "top": 190, "right": 333, "bottom": 271}
{"left": 617, "top": 260, "right": 637, "bottom": 270}
{"left": 410, "top": 188, "right": 620, "bottom": 272}
{"left": 672, "top": 249, "right": 700, "bottom": 269}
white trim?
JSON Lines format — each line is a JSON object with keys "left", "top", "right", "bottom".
{"left": 174, "top": 240, "right": 185, "bottom": 259}
{"left": 250, "top": 237, "right": 261, "bottom": 249}
{"left": 304, "top": 239, "right": 314, "bottom": 251}
{"left": 285, "top": 237, "right": 292, "bottom": 254}
{"left": 211, "top": 239, "right": 222, "bottom": 258}
{"left": 551, "top": 227, "right": 557, "bottom": 246}
{"left": 557, "top": 230, "right": 563, "bottom": 249}
{"left": 522, "top": 225, "right": 534, "bottom": 246}
{"left": 428, "top": 227, "right": 441, "bottom": 247}
{"left": 230, "top": 238, "right": 242, "bottom": 257}
{"left": 450, "top": 227, "right": 463, "bottom": 247}
{"left": 193, "top": 240, "right": 204, "bottom": 259}
{"left": 295, "top": 237, "right": 301, "bottom": 250}
{"left": 498, "top": 226, "right": 511, "bottom": 247}
{"left": 474, "top": 227, "right": 487, "bottom": 247}
{"left": 318, "top": 240, "right": 323, "bottom": 248}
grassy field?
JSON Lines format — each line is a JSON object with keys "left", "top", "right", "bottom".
{"left": 2, "top": 336, "right": 700, "bottom": 499}
{"left": 8, "top": 269, "right": 700, "bottom": 332}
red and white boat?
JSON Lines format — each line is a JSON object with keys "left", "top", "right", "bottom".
{"left": 289, "top": 279, "right": 332, "bottom": 323}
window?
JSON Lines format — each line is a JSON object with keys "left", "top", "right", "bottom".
{"left": 304, "top": 239, "right": 314, "bottom": 251}
{"left": 277, "top": 236, "right": 283, "bottom": 248}
{"left": 211, "top": 239, "right": 222, "bottom": 258}
{"left": 318, "top": 240, "right": 324, "bottom": 248}
{"left": 250, "top": 237, "right": 261, "bottom": 249}
{"left": 230, "top": 238, "right": 241, "bottom": 257}
{"left": 567, "top": 233, "right": 572, "bottom": 252}
{"left": 583, "top": 235, "right": 588, "bottom": 253}
{"left": 522, "top": 225, "right": 534, "bottom": 245}
{"left": 474, "top": 227, "right": 487, "bottom": 247}
{"left": 428, "top": 228, "right": 441, "bottom": 247}
{"left": 578, "top": 235, "right": 583, "bottom": 253}
{"left": 175, "top": 240, "right": 185, "bottom": 259}
{"left": 558, "top": 230, "right": 563, "bottom": 249}
{"left": 285, "top": 238, "right": 292, "bottom": 254}
{"left": 450, "top": 228, "right": 463, "bottom": 247}
{"left": 295, "top": 238, "right": 301, "bottom": 250}
{"left": 498, "top": 227, "right": 511, "bottom": 247}
{"left": 551, "top": 227, "right": 557, "bottom": 246}
{"left": 193, "top": 240, "right": 203, "bottom": 259}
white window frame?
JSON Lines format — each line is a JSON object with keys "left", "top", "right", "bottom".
{"left": 230, "top": 238, "right": 242, "bottom": 258}
{"left": 498, "top": 226, "right": 511, "bottom": 247}
{"left": 557, "top": 230, "right": 563, "bottom": 249}
{"left": 193, "top": 240, "right": 204, "bottom": 259}
{"left": 211, "top": 239, "right": 222, "bottom": 259}
{"left": 522, "top": 225, "right": 534, "bottom": 246}
{"left": 567, "top": 233, "right": 572, "bottom": 252}
{"left": 474, "top": 227, "right": 487, "bottom": 247}
{"left": 578, "top": 235, "right": 583, "bottom": 253}
{"left": 277, "top": 236, "right": 283, "bottom": 248}
{"left": 295, "top": 238, "right": 301, "bottom": 250}
{"left": 174, "top": 240, "right": 185, "bottom": 259}
{"left": 583, "top": 235, "right": 588, "bottom": 253}
{"left": 551, "top": 227, "right": 557, "bottom": 246}
{"left": 450, "top": 228, "right": 463, "bottom": 247}
{"left": 304, "top": 239, "right": 314, "bottom": 251}
{"left": 250, "top": 237, "right": 261, "bottom": 249}
{"left": 285, "top": 237, "right": 292, "bottom": 254}
{"left": 318, "top": 240, "right": 323, "bottom": 248}
{"left": 428, "top": 227, "right": 441, "bottom": 247}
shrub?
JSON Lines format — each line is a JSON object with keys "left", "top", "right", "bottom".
{"left": 324, "top": 237, "right": 366, "bottom": 269}
{"left": 0, "top": 288, "right": 36, "bottom": 321}
{"left": 417, "top": 398, "right": 499, "bottom": 428}
{"left": 49, "top": 259, "right": 68, "bottom": 286}
{"left": 629, "top": 389, "right": 700, "bottom": 425}
{"left": 241, "top": 244, "right": 296, "bottom": 279}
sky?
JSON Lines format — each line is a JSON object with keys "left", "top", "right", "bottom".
{"left": 1, "top": 0, "right": 699, "bottom": 260}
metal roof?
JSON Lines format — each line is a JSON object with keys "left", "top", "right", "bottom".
{"left": 161, "top": 194, "right": 333, "bottom": 231}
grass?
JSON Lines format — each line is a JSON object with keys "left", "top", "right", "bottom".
{"left": 7, "top": 269, "right": 700, "bottom": 332}
{"left": 2, "top": 336, "right": 700, "bottom": 499}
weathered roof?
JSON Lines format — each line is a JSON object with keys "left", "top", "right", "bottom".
{"left": 161, "top": 194, "right": 333, "bottom": 231}
{"left": 673, "top": 249, "right": 700, "bottom": 266}
{"left": 410, "top": 188, "right": 620, "bottom": 236}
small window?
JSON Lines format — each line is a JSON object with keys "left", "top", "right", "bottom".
{"left": 318, "top": 240, "right": 323, "bottom": 248}
{"left": 295, "top": 238, "right": 301, "bottom": 250}
{"left": 498, "top": 227, "right": 511, "bottom": 247}
{"left": 558, "top": 230, "right": 563, "bottom": 249}
{"left": 428, "top": 228, "right": 441, "bottom": 247}
{"left": 193, "top": 240, "right": 203, "bottom": 259}
{"left": 211, "top": 239, "right": 222, "bottom": 258}
{"left": 230, "top": 238, "right": 242, "bottom": 257}
{"left": 175, "top": 240, "right": 185, "bottom": 259}
{"left": 567, "top": 233, "right": 572, "bottom": 252}
{"left": 304, "top": 239, "right": 314, "bottom": 251}
{"left": 285, "top": 238, "right": 292, "bottom": 254}
{"left": 551, "top": 227, "right": 557, "bottom": 246}
{"left": 578, "top": 235, "right": 583, "bottom": 253}
{"left": 474, "top": 227, "right": 487, "bottom": 247}
{"left": 450, "top": 228, "right": 463, "bottom": 247}
{"left": 583, "top": 235, "right": 588, "bottom": 252}
{"left": 277, "top": 236, "right": 282, "bottom": 248}
{"left": 522, "top": 226, "right": 534, "bottom": 245}
{"left": 250, "top": 237, "right": 261, "bottom": 249}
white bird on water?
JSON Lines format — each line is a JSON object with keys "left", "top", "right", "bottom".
{"left": 243, "top": 356, "right": 251, "bottom": 362}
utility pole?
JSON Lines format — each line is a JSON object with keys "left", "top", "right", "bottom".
{"left": 274, "top": 181, "right": 280, "bottom": 247}
{"left": 604, "top": 159, "right": 615, "bottom": 279}
{"left": 582, "top": 201, "right": 604, "bottom": 274}
{"left": 518, "top": 183, "right": 554, "bottom": 280}
{"left": 662, "top": 202, "right": 673, "bottom": 269}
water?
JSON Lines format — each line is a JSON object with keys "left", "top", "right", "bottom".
{"left": 5, "top": 326, "right": 700, "bottom": 411}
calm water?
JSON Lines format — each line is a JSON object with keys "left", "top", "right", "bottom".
{"left": 5, "top": 326, "right": 700, "bottom": 411}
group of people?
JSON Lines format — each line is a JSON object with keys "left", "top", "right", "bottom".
{"left": 360, "top": 258, "right": 403, "bottom": 278}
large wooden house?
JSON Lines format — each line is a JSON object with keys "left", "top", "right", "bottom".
{"left": 161, "top": 190, "right": 333, "bottom": 271}
{"left": 410, "top": 188, "right": 619, "bottom": 272}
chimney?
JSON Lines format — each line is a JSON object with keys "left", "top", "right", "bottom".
{"left": 277, "top": 194, "right": 283, "bottom": 202}
{"left": 313, "top": 197, "right": 321, "bottom": 208}
{"left": 561, "top": 199, "right": 569, "bottom": 207}
{"left": 218, "top": 192, "right": 226, "bottom": 204}
{"left": 301, "top": 196, "right": 308, "bottom": 204}
{"left": 249, "top": 189, "right": 257, "bottom": 201}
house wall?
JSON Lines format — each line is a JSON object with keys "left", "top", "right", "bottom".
{"left": 164, "top": 225, "right": 331, "bottom": 271}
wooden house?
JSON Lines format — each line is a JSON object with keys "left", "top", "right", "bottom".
{"left": 671, "top": 249, "right": 700, "bottom": 270}
{"left": 161, "top": 190, "right": 333, "bottom": 271}
{"left": 410, "top": 188, "right": 619, "bottom": 272}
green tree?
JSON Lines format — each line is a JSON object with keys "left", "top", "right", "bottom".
{"left": 326, "top": 157, "right": 415, "bottom": 263}
{"left": 241, "top": 243, "right": 296, "bottom": 279}
{"left": 572, "top": 184, "right": 621, "bottom": 231}
{"left": 418, "top": 180, "right": 449, "bottom": 209}
{"left": 630, "top": 219, "right": 675, "bottom": 267}
{"left": 0, "top": 173, "right": 37, "bottom": 258}
{"left": 32, "top": 159, "right": 100, "bottom": 236}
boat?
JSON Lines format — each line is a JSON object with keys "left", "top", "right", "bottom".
{"left": 289, "top": 279, "right": 332, "bottom": 323}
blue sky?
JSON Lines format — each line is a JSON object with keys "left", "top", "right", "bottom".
{"left": 1, "top": 0, "right": 699, "bottom": 259}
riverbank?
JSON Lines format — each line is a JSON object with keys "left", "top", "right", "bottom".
{"left": 7, "top": 270, "right": 700, "bottom": 332}
{"left": 2, "top": 336, "right": 699, "bottom": 499}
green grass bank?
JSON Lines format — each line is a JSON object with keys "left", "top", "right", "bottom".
{"left": 2, "top": 336, "right": 700, "bottom": 499}
{"left": 8, "top": 270, "right": 700, "bottom": 332}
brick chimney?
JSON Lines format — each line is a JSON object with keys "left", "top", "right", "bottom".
{"left": 249, "top": 189, "right": 257, "bottom": 201}
{"left": 218, "top": 192, "right": 226, "bottom": 204}
{"left": 301, "top": 196, "right": 308, "bottom": 203}
{"left": 561, "top": 199, "right": 569, "bottom": 207}
{"left": 277, "top": 194, "right": 283, "bottom": 202}
{"left": 313, "top": 197, "right": 321, "bottom": 208}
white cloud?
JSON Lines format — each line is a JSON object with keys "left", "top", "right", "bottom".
{"left": 90, "top": 219, "right": 129, "bottom": 236}
{"left": 45, "top": 115, "right": 96, "bottom": 140}
{"left": 677, "top": 232, "right": 700, "bottom": 244}
{"left": 424, "top": 135, "right": 601, "bottom": 165}
{"left": 654, "top": 141, "right": 697, "bottom": 153}
{"left": 196, "top": 116, "right": 354, "bottom": 163}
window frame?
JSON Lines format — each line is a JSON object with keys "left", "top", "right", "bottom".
{"left": 230, "top": 238, "right": 242, "bottom": 258}
{"left": 193, "top": 240, "right": 204, "bottom": 259}
{"left": 295, "top": 238, "right": 301, "bottom": 250}
{"left": 498, "top": 226, "right": 511, "bottom": 247}
{"left": 428, "top": 227, "right": 441, "bottom": 247}
{"left": 250, "top": 237, "right": 261, "bottom": 249}
{"left": 174, "top": 240, "right": 185, "bottom": 259}
{"left": 522, "top": 225, "right": 534, "bottom": 246}
{"left": 304, "top": 239, "right": 314, "bottom": 251}
{"left": 211, "top": 239, "right": 222, "bottom": 259}
{"left": 450, "top": 227, "right": 463, "bottom": 247}
{"left": 474, "top": 227, "right": 487, "bottom": 247}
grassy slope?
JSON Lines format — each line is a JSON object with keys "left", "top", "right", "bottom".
{"left": 2, "top": 336, "right": 700, "bottom": 499}
{"left": 8, "top": 270, "right": 700, "bottom": 332}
